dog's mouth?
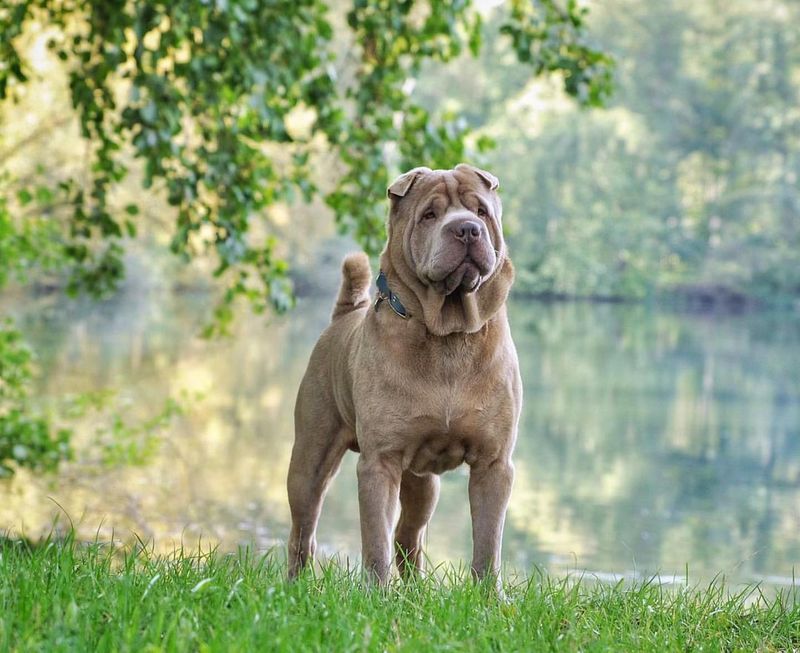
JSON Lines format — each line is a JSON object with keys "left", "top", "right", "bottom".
{"left": 422, "top": 233, "right": 499, "bottom": 296}
{"left": 442, "top": 259, "right": 481, "bottom": 295}
{"left": 428, "top": 257, "right": 490, "bottom": 295}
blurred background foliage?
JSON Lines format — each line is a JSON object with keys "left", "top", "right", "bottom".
{"left": 413, "top": 0, "right": 800, "bottom": 300}
{"left": 0, "top": 0, "right": 611, "bottom": 314}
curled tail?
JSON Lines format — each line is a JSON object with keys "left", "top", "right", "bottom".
{"left": 332, "top": 252, "right": 372, "bottom": 319}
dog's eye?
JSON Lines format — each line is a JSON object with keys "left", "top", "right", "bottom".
{"left": 477, "top": 206, "right": 488, "bottom": 218}
{"left": 422, "top": 210, "right": 436, "bottom": 221}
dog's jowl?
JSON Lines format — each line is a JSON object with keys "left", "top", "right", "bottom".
{"left": 287, "top": 164, "right": 521, "bottom": 586}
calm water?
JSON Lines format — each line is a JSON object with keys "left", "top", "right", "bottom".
{"left": 2, "top": 288, "right": 800, "bottom": 588}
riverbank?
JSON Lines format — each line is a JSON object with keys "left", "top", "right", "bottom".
{"left": 2, "top": 537, "right": 798, "bottom": 651}
{"left": 510, "top": 283, "right": 800, "bottom": 314}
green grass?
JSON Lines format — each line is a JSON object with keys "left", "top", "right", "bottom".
{"left": 1, "top": 536, "right": 798, "bottom": 652}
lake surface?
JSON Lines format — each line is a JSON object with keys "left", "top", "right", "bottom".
{"left": 2, "top": 288, "right": 800, "bottom": 589}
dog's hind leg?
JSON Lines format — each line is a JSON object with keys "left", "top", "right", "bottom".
{"left": 287, "top": 388, "right": 349, "bottom": 579}
{"left": 394, "top": 471, "right": 440, "bottom": 578}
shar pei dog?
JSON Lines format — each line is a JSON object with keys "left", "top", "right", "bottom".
{"left": 287, "top": 164, "right": 521, "bottom": 586}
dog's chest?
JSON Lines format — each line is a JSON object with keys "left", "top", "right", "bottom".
{"left": 401, "top": 377, "right": 493, "bottom": 474}
{"left": 357, "top": 323, "right": 512, "bottom": 474}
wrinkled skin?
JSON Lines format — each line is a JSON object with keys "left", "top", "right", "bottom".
{"left": 403, "top": 172, "right": 501, "bottom": 296}
{"left": 287, "top": 164, "right": 520, "bottom": 591}
{"left": 383, "top": 164, "right": 511, "bottom": 337}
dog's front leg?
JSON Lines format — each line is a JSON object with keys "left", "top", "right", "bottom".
{"left": 357, "top": 452, "right": 402, "bottom": 584}
{"left": 468, "top": 458, "right": 515, "bottom": 585}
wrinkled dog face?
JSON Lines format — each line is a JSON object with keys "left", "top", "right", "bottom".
{"left": 391, "top": 165, "right": 504, "bottom": 295}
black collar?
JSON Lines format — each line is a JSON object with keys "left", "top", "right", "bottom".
{"left": 375, "top": 270, "right": 409, "bottom": 319}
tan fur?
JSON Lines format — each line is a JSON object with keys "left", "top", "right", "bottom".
{"left": 332, "top": 253, "right": 372, "bottom": 318}
{"left": 287, "top": 164, "right": 521, "bottom": 587}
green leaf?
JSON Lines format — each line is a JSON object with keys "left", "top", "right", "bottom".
{"left": 16, "top": 189, "right": 32, "bottom": 206}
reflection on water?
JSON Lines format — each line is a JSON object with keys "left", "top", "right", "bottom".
{"left": 2, "top": 288, "right": 800, "bottom": 587}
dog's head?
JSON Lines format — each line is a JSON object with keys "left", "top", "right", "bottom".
{"left": 382, "top": 164, "right": 513, "bottom": 335}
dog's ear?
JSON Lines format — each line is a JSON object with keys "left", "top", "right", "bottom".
{"left": 388, "top": 167, "right": 432, "bottom": 199}
{"left": 456, "top": 163, "right": 499, "bottom": 191}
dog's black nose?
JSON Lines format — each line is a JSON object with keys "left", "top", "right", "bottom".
{"left": 450, "top": 219, "right": 482, "bottom": 244}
